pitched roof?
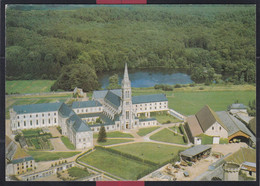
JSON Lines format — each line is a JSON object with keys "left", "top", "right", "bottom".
{"left": 92, "top": 89, "right": 121, "bottom": 100}
{"left": 67, "top": 114, "right": 91, "bottom": 132}
{"left": 180, "top": 145, "right": 211, "bottom": 158}
{"left": 228, "top": 103, "right": 247, "bottom": 110}
{"left": 72, "top": 100, "right": 102, "bottom": 109}
{"left": 5, "top": 135, "right": 12, "bottom": 148}
{"left": 225, "top": 147, "right": 256, "bottom": 164}
{"left": 139, "top": 118, "right": 157, "bottom": 122}
{"left": 13, "top": 102, "right": 63, "bottom": 114}
{"left": 248, "top": 117, "right": 256, "bottom": 135}
{"left": 12, "top": 156, "right": 34, "bottom": 164}
{"left": 58, "top": 103, "right": 74, "bottom": 118}
{"left": 216, "top": 111, "right": 255, "bottom": 143}
{"left": 132, "top": 94, "right": 167, "bottom": 104}
{"left": 104, "top": 90, "right": 121, "bottom": 108}
{"left": 186, "top": 115, "right": 203, "bottom": 137}
{"left": 195, "top": 105, "right": 226, "bottom": 132}
{"left": 78, "top": 113, "right": 102, "bottom": 118}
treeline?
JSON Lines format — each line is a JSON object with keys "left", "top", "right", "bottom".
{"left": 5, "top": 5, "right": 256, "bottom": 91}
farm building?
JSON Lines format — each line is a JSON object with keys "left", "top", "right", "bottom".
{"left": 185, "top": 105, "right": 255, "bottom": 146}
{"left": 179, "top": 145, "right": 211, "bottom": 162}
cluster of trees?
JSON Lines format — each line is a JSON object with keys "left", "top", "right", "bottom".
{"left": 6, "top": 5, "right": 255, "bottom": 91}
{"left": 154, "top": 84, "right": 173, "bottom": 91}
{"left": 107, "top": 74, "right": 121, "bottom": 90}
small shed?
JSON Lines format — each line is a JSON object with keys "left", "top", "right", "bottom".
{"left": 180, "top": 145, "right": 211, "bottom": 162}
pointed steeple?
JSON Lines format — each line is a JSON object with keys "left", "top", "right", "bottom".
{"left": 123, "top": 63, "right": 129, "bottom": 80}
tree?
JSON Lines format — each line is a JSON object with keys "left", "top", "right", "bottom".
{"left": 14, "top": 134, "right": 21, "bottom": 142}
{"left": 51, "top": 64, "right": 100, "bottom": 92}
{"left": 97, "top": 125, "right": 107, "bottom": 143}
{"left": 107, "top": 74, "right": 121, "bottom": 90}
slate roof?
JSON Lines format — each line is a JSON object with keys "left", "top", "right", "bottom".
{"left": 13, "top": 102, "right": 63, "bottom": 114}
{"left": 67, "top": 114, "right": 91, "bottom": 132}
{"left": 186, "top": 115, "right": 203, "bottom": 137}
{"left": 228, "top": 103, "right": 247, "bottom": 110}
{"left": 12, "top": 156, "right": 34, "bottom": 164}
{"left": 195, "top": 105, "right": 226, "bottom": 132}
{"left": 5, "top": 135, "right": 12, "bottom": 148}
{"left": 78, "top": 113, "right": 102, "bottom": 118}
{"left": 248, "top": 117, "right": 256, "bottom": 135}
{"left": 12, "top": 146, "right": 31, "bottom": 161}
{"left": 139, "top": 118, "right": 157, "bottom": 122}
{"left": 58, "top": 103, "right": 74, "bottom": 118}
{"left": 92, "top": 89, "right": 122, "bottom": 100}
{"left": 72, "top": 100, "right": 102, "bottom": 109}
{"left": 132, "top": 94, "right": 167, "bottom": 104}
{"left": 216, "top": 111, "right": 255, "bottom": 143}
{"left": 180, "top": 145, "right": 211, "bottom": 158}
{"left": 104, "top": 90, "right": 121, "bottom": 108}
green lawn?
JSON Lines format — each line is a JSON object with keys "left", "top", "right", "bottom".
{"left": 98, "top": 139, "right": 134, "bottom": 146}
{"left": 94, "top": 131, "right": 134, "bottom": 138}
{"left": 169, "top": 126, "right": 181, "bottom": 134}
{"left": 169, "top": 90, "right": 255, "bottom": 116}
{"left": 152, "top": 113, "right": 181, "bottom": 124}
{"left": 111, "top": 142, "right": 187, "bottom": 164}
{"left": 61, "top": 136, "right": 76, "bottom": 150}
{"left": 67, "top": 167, "right": 90, "bottom": 179}
{"left": 150, "top": 128, "right": 186, "bottom": 144}
{"left": 137, "top": 126, "right": 160, "bottom": 136}
{"left": 78, "top": 148, "right": 152, "bottom": 180}
{"left": 6, "top": 80, "right": 55, "bottom": 94}
{"left": 22, "top": 129, "right": 42, "bottom": 137}
{"left": 27, "top": 151, "right": 80, "bottom": 162}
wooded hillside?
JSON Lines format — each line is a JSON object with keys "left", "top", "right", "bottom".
{"left": 6, "top": 5, "right": 255, "bottom": 91}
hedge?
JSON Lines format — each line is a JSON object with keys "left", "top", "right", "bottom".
{"left": 95, "top": 146, "right": 157, "bottom": 166}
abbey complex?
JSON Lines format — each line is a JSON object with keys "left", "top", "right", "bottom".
{"left": 9, "top": 64, "right": 168, "bottom": 149}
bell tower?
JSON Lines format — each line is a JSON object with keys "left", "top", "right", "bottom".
{"left": 121, "top": 63, "right": 133, "bottom": 130}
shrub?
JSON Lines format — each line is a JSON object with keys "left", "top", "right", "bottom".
{"left": 183, "top": 135, "right": 188, "bottom": 143}
{"left": 199, "top": 87, "right": 204, "bottom": 90}
{"left": 174, "top": 84, "right": 182, "bottom": 88}
{"left": 189, "top": 83, "right": 195, "bottom": 87}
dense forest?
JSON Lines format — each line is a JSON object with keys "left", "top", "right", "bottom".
{"left": 6, "top": 5, "right": 255, "bottom": 91}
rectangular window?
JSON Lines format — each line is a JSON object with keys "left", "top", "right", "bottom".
{"left": 126, "top": 111, "right": 129, "bottom": 119}
{"left": 30, "top": 121, "right": 32, "bottom": 126}
{"left": 42, "top": 113, "right": 44, "bottom": 117}
{"left": 17, "top": 116, "right": 19, "bottom": 119}
{"left": 24, "top": 121, "right": 26, "bottom": 126}
{"left": 42, "top": 119, "right": 44, "bottom": 124}
{"left": 24, "top": 115, "right": 25, "bottom": 118}
{"left": 54, "top": 118, "right": 57, "bottom": 123}
{"left": 54, "top": 113, "right": 56, "bottom": 116}
{"left": 36, "top": 120, "right": 38, "bottom": 125}
{"left": 30, "top": 115, "right": 32, "bottom": 118}
{"left": 36, "top": 114, "right": 38, "bottom": 117}
{"left": 18, "top": 122, "right": 20, "bottom": 127}
{"left": 79, "top": 139, "right": 81, "bottom": 142}
{"left": 48, "top": 119, "right": 50, "bottom": 124}
{"left": 48, "top": 113, "right": 50, "bottom": 116}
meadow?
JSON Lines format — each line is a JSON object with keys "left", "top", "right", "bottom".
{"left": 78, "top": 148, "right": 152, "bottom": 180}
{"left": 150, "top": 128, "right": 186, "bottom": 144}
{"left": 111, "top": 142, "right": 187, "bottom": 164}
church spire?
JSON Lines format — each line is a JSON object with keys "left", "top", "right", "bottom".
{"left": 123, "top": 63, "right": 129, "bottom": 80}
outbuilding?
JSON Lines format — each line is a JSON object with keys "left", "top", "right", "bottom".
{"left": 180, "top": 145, "right": 211, "bottom": 162}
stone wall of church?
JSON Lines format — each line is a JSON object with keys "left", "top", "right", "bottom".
{"left": 75, "top": 131, "right": 93, "bottom": 149}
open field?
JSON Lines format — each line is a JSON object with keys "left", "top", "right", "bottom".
{"left": 150, "top": 128, "right": 186, "bottom": 144}
{"left": 79, "top": 148, "right": 152, "bottom": 180}
{"left": 97, "top": 139, "right": 134, "bottom": 146}
{"left": 93, "top": 131, "right": 134, "bottom": 138}
{"left": 6, "top": 80, "right": 55, "bottom": 94}
{"left": 111, "top": 142, "right": 187, "bottom": 164}
{"left": 27, "top": 151, "right": 80, "bottom": 162}
{"left": 132, "top": 84, "right": 255, "bottom": 116}
{"left": 151, "top": 112, "right": 181, "bottom": 124}
{"left": 137, "top": 126, "right": 160, "bottom": 136}
{"left": 61, "top": 136, "right": 76, "bottom": 150}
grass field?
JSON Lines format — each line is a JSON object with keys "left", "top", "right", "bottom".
{"left": 67, "top": 167, "right": 90, "bottom": 179}
{"left": 151, "top": 112, "right": 181, "bottom": 124}
{"left": 169, "top": 126, "right": 181, "bottom": 134}
{"left": 27, "top": 151, "right": 80, "bottom": 162}
{"left": 111, "top": 142, "right": 187, "bottom": 164}
{"left": 61, "top": 136, "right": 76, "bottom": 150}
{"left": 137, "top": 126, "right": 160, "bottom": 136}
{"left": 150, "top": 128, "right": 186, "bottom": 144}
{"left": 78, "top": 148, "right": 152, "bottom": 180}
{"left": 132, "top": 85, "right": 255, "bottom": 116}
{"left": 6, "top": 80, "right": 55, "bottom": 94}
{"left": 97, "top": 139, "right": 134, "bottom": 146}
{"left": 93, "top": 131, "right": 134, "bottom": 138}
